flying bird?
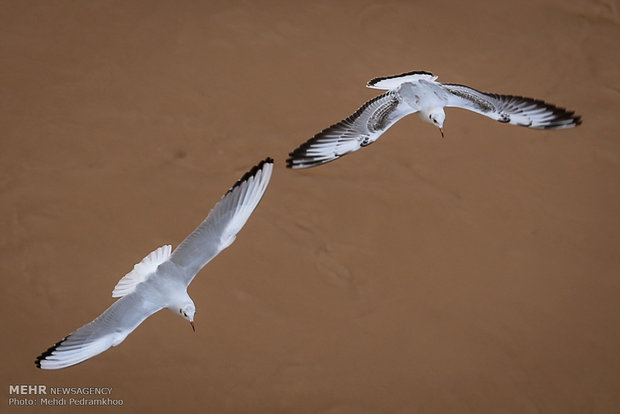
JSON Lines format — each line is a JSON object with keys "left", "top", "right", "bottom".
{"left": 36, "top": 158, "right": 274, "bottom": 369}
{"left": 286, "top": 71, "right": 581, "bottom": 169}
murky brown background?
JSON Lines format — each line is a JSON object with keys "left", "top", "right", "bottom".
{"left": 2, "top": 1, "right": 619, "bottom": 413}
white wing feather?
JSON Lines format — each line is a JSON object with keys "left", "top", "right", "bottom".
{"left": 112, "top": 245, "right": 172, "bottom": 297}
{"left": 367, "top": 70, "right": 437, "bottom": 90}
{"left": 169, "top": 158, "right": 273, "bottom": 283}
{"left": 36, "top": 292, "right": 163, "bottom": 369}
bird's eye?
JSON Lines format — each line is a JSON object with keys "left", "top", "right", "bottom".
{"left": 179, "top": 309, "right": 182, "bottom": 314}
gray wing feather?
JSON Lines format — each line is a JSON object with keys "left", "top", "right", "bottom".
{"left": 286, "top": 90, "right": 417, "bottom": 169}
{"left": 442, "top": 83, "right": 581, "bottom": 129}
{"left": 169, "top": 158, "right": 273, "bottom": 284}
{"left": 36, "top": 292, "right": 163, "bottom": 369}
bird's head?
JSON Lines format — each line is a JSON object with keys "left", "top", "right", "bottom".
{"left": 420, "top": 107, "right": 446, "bottom": 137}
{"left": 178, "top": 301, "right": 196, "bottom": 332}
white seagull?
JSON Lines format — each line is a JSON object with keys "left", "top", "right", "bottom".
{"left": 286, "top": 71, "right": 581, "bottom": 168}
{"left": 36, "top": 158, "right": 274, "bottom": 369}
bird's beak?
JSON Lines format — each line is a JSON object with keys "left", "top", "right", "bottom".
{"left": 439, "top": 128, "right": 445, "bottom": 138}
{"left": 190, "top": 321, "right": 195, "bottom": 332}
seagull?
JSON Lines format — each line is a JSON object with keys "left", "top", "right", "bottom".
{"left": 286, "top": 70, "right": 581, "bottom": 169}
{"left": 35, "top": 158, "right": 274, "bottom": 369}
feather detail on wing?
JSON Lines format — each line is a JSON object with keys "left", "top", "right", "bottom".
{"left": 169, "top": 158, "right": 273, "bottom": 282}
{"left": 286, "top": 91, "right": 416, "bottom": 168}
{"left": 367, "top": 70, "right": 437, "bottom": 90}
{"left": 112, "top": 245, "right": 172, "bottom": 298}
{"left": 442, "top": 83, "right": 581, "bottom": 129}
{"left": 35, "top": 293, "right": 163, "bottom": 369}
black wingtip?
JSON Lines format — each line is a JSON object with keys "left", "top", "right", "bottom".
{"left": 35, "top": 337, "right": 67, "bottom": 369}
{"left": 285, "top": 157, "right": 322, "bottom": 169}
{"left": 286, "top": 143, "right": 333, "bottom": 169}
{"left": 538, "top": 104, "right": 582, "bottom": 129}
{"left": 285, "top": 156, "right": 307, "bottom": 169}
{"left": 285, "top": 135, "right": 333, "bottom": 169}
{"left": 228, "top": 157, "right": 274, "bottom": 193}
{"left": 286, "top": 92, "right": 396, "bottom": 170}
{"left": 485, "top": 92, "right": 582, "bottom": 130}
{"left": 367, "top": 70, "right": 434, "bottom": 87}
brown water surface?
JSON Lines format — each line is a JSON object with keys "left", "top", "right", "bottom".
{"left": 2, "top": 1, "right": 619, "bottom": 413}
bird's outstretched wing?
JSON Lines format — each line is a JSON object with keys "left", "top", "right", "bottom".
{"left": 442, "top": 83, "right": 581, "bottom": 129}
{"left": 169, "top": 158, "right": 273, "bottom": 283}
{"left": 287, "top": 90, "right": 417, "bottom": 169}
{"left": 36, "top": 292, "right": 163, "bottom": 369}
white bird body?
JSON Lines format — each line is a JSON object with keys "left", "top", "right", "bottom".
{"left": 36, "top": 158, "right": 274, "bottom": 369}
{"left": 287, "top": 70, "right": 581, "bottom": 169}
